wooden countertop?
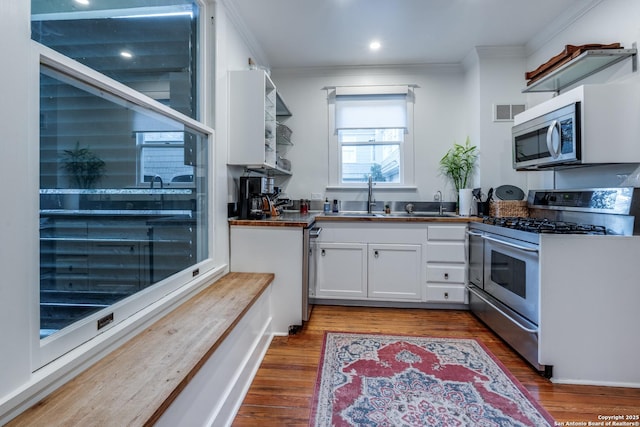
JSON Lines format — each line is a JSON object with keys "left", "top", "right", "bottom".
{"left": 315, "top": 213, "right": 480, "bottom": 223}
{"left": 228, "top": 212, "right": 315, "bottom": 227}
{"left": 8, "top": 272, "right": 274, "bottom": 427}
{"left": 229, "top": 211, "right": 481, "bottom": 227}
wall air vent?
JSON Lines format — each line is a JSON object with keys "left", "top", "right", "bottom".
{"left": 493, "top": 104, "right": 526, "bottom": 122}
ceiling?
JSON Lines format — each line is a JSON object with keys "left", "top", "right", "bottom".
{"left": 227, "top": 0, "right": 597, "bottom": 69}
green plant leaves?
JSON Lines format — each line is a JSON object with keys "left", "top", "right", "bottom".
{"left": 439, "top": 136, "right": 478, "bottom": 191}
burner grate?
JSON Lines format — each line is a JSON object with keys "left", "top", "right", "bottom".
{"left": 483, "top": 216, "right": 606, "bottom": 235}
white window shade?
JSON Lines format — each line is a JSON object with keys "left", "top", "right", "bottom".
{"left": 335, "top": 94, "right": 408, "bottom": 130}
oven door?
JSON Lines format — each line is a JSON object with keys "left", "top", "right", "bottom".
{"left": 483, "top": 233, "right": 539, "bottom": 324}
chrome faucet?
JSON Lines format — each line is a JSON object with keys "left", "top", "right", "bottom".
{"left": 150, "top": 175, "right": 163, "bottom": 189}
{"left": 150, "top": 175, "right": 164, "bottom": 208}
{"left": 367, "top": 175, "right": 376, "bottom": 214}
{"left": 435, "top": 190, "right": 444, "bottom": 215}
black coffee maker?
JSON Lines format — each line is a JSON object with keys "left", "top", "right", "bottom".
{"left": 238, "top": 176, "right": 273, "bottom": 219}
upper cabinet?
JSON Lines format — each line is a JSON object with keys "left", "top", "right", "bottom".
{"left": 228, "top": 70, "right": 292, "bottom": 175}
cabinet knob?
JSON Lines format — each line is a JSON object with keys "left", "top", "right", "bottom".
{"left": 374, "top": 250, "right": 379, "bottom": 258}
{"left": 444, "top": 292, "right": 449, "bottom": 299}
{"left": 444, "top": 273, "right": 449, "bottom": 280}
{"left": 321, "top": 249, "right": 326, "bottom": 256}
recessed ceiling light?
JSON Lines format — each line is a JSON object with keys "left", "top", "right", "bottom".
{"left": 120, "top": 51, "right": 133, "bottom": 59}
{"left": 75, "top": 0, "right": 90, "bottom": 5}
{"left": 369, "top": 41, "right": 381, "bottom": 51}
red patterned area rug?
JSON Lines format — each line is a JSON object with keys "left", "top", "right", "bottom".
{"left": 309, "top": 332, "right": 554, "bottom": 427}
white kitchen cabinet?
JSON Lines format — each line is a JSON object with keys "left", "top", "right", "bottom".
{"left": 315, "top": 243, "right": 367, "bottom": 299}
{"left": 425, "top": 224, "right": 468, "bottom": 303}
{"left": 368, "top": 244, "right": 422, "bottom": 300}
{"left": 228, "top": 70, "right": 290, "bottom": 175}
{"left": 313, "top": 222, "right": 426, "bottom": 303}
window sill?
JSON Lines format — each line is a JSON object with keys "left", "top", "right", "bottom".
{"left": 326, "top": 185, "right": 418, "bottom": 191}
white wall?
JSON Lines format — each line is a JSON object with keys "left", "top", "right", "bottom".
{"left": 271, "top": 65, "right": 470, "bottom": 204}
{"left": 232, "top": 1, "right": 640, "bottom": 205}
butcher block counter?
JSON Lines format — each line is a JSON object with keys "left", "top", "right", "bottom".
{"left": 228, "top": 211, "right": 479, "bottom": 227}
{"left": 7, "top": 273, "right": 273, "bottom": 427}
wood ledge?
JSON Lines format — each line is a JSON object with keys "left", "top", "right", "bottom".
{"left": 8, "top": 272, "right": 274, "bottom": 427}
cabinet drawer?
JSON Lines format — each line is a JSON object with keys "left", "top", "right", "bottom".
{"left": 426, "top": 285, "right": 467, "bottom": 303}
{"left": 426, "top": 241, "right": 466, "bottom": 263}
{"left": 426, "top": 264, "right": 466, "bottom": 284}
{"left": 427, "top": 225, "right": 466, "bottom": 241}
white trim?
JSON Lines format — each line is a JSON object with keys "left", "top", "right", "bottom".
{"left": 36, "top": 44, "right": 213, "bottom": 136}
{"left": 221, "top": 0, "right": 270, "bottom": 70}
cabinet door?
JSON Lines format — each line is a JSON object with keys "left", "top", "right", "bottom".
{"left": 368, "top": 244, "right": 422, "bottom": 301}
{"left": 315, "top": 243, "right": 367, "bottom": 299}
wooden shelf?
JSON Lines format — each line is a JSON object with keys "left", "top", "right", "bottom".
{"left": 522, "top": 48, "right": 637, "bottom": 93}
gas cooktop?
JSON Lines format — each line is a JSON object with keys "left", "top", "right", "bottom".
{"left": 482, "top": 216, "right": 607, "bottom": 235}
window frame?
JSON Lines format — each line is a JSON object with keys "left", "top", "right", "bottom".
{"left": 327, "top": 87, "right": 416, "bottom": 189}
{"left": 33, "top": 37, "right": 216, "bottom": 368}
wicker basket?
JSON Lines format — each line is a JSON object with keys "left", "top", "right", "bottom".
{"left": 489, "top": 200, "right": 528, "bottom": 218}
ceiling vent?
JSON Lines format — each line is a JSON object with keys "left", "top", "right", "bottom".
{"left": 493, "top": 103, "right": 526, "bottom": 122}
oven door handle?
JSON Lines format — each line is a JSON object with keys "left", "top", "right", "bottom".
{"left": 482, "top": 234, "right": 538, "bottom": 253}
{"left": 467, "top": 230, "right": 484, "bottom": 237}
{"left": 467, "top": 286, "right": 538, "bottom": 334}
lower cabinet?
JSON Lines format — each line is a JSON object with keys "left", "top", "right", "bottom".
{"left": 314, "top": 222, "right": 469, "bottom": 305}
{"left": 368, "top": 244, "right": 422, "bottom": 300}
{"left": 425, "top": 224, "right": 468, "bottom": 303}
{"left": 315, "top": 243, "right": 367, "bottom": 298}
{"left": 314, "top": 223, "right": 424, "bottom": 302}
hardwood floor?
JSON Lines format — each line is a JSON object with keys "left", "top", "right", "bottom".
{"left": 233, "top": 305, "right": 640, "bottom": 426}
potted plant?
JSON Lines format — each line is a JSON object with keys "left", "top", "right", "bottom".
{"left": 439, "top": 137, "right": 478, "bottom": 215}
{"left": 61, "top": 142, "right": 106, "bottom": 189}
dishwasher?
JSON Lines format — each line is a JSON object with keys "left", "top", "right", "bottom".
{"left": 302, "top": 225, "right": 321, "bottom": 322}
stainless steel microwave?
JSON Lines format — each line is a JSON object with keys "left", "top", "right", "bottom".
{"left": 512, "top": 102, "right": 579, "bottom": 170}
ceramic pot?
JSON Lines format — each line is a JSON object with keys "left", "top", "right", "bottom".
{"left": 458, "top": 188, "right": 473, "bottom": 216}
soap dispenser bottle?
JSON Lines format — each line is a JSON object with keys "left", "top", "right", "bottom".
{"left": 323, "top": 198, "right": 331, "bottom": 213}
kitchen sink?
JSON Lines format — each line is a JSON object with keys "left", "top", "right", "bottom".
{"left": 322, "top": 211, "right": 458, "bottom": 218}
{"left": 385, "top": 212, "right": 458, "bottom": 218}
{"left": 332, "top": 212, "right": 384, "bottom": 217}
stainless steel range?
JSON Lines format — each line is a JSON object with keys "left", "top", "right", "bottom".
{"left": 467, "top": 187, "right": 640, "bottom": 378}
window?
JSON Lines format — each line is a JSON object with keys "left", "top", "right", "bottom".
{"left": 32, "top": 0, "right": 211, "bottom": 366}
{"left": 328, "top": 86, "right": 415, "bottom": 187}
{"left": 31, "top": 1, "right": 199, "bottom": 119}
{"left": 137, "top": 132, "right": 195, "bottom": 185}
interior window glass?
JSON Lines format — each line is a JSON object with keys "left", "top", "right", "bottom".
{"left": 39, "top": 64, "right": 208, "bottom": 339}
{"left": 31, "top": 1, "right": 199, "bottom": 119}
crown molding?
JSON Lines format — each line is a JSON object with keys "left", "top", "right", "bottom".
{"left": 525, "top": 0, "right": 603, "bottom": 57}
{"left": 219, "top": 0, "right": 270, "bottom": 69}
